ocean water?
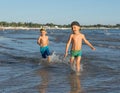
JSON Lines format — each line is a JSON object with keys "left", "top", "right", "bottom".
{"left": 0, "top": 29, "right": 120, "bottom": 93}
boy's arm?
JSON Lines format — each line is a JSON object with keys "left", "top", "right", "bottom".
{"left": 64, "top": 34, "right": 72, "bottom": 58}
{"left": 37, "top": 36, "right": 41, "bottom": 46}
{"left": 47, "top": 36, "right": 49, "bottom": 45}
{"left": 82, "top": 34, "right": 96, "bottom": 50}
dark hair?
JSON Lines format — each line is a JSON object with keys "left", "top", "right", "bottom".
{"left": 40, "top": 28, "right": 46, "bottom": 32}
{"left": 71, "top": 21, "right": 80, "bottom": 27}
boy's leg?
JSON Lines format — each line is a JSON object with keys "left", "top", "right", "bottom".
{"left": 47, "top": 56, "right": 51, "bottom": 63}
{"left": 46, "top": 47, "right": 51, "bottom": 63}
{"left": 70, "top": 57, "right": 74, "bottom": 67}
{"left": 76, "top": 56, "right": 81, "bottom": 72}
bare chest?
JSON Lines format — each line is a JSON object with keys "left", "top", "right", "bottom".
{"left": 40, "top": 37, "right": 48, "bottom": 43}
{"left": 72, "top": 35, "right": 82, "bottom": 42}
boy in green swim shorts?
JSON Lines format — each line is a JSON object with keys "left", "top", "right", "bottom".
{"left": 37, "top": 28, "right": 51, "bottom": 62}
{"left": 64, "top": 21, "right": 96, "bottom": 73}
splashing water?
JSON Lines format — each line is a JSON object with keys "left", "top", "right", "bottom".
{"left": 38, "top": 51, "right": 83, "bottom": 73}
{"left": 38, "top": 51, "right": 65, "bottom": 66}
{"left": 50, "top": 51, "right": 63, "bottom": 63}
{"left": 50, "top": 52, "right": 83, "bottom": 72}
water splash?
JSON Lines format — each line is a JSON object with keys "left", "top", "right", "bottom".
{"left": 50, "top": 52, "right": 83, "bottom": 72}
{"left": 38, "top": 51, "right": 65, "bottom": 66}
{"left": 50, "top": 51, "right": 63, "bottom": 63}
{"left": 38, "top": 51, "right": 83, "bottom": 73}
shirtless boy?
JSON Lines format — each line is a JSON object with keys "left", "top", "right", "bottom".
{"left": 37, "top": 28, "right": 51, "bottom": 62}
{"left": 64, "top": 21, "right": 96, "bottom": 73}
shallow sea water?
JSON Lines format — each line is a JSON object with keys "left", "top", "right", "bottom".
{"left": 0, "top": 29, "right": 120, "bottom": 93}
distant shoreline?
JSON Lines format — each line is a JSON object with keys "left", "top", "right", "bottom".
{"left": 0, "top": 26, "right": 119, "bottom": 30}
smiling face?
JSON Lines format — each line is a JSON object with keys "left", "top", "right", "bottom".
{"left": 71, "top": 25, "right": 81, "bottom": 34}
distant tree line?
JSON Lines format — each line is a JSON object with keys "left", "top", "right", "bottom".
{"left": 0, "top": 21, "right": 42, "bottom": 28}
{"left": 82, "top": 24, "right": 120, "bottom": 28}
{"left": 0, "top": 21, "right": 120, "bottom": 28}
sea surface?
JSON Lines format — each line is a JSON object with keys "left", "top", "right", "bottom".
{"left": 0, "top": 29, "right": 120, "bottom": 93}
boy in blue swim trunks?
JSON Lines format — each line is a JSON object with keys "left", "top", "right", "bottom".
{"left": 37, "top": 28, "right": 51, "bottom": 62}
{"left": 64, "top": 21, "right": 96, "bottom": 73}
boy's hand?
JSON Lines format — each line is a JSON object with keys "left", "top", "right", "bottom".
{"left": 92, "top": 47, "right": 96, "bottom": 51}
{"left": 64, "top": 52, "right": 68, "bottom": 58}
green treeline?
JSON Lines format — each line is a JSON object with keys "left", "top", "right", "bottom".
{"left": 0, "top": 21, "right": 42, "bottom": 28}
{"left": 82, "top": 24, "right": 120, "bottom": 28}
{"left": 0, "top": 21, "right": 120, "bottom": 28}
{"left": 0, "top": 21, "right": 70, "bottom": 28}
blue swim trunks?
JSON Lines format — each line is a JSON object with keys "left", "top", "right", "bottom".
{"left": 40, "top": 46, "right": 50, "bottom": 58}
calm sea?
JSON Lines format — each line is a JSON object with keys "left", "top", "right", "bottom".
{"left": 0, "top": 29, "right": 120, "bottom": 93}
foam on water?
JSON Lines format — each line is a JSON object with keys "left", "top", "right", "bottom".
{"left": 38, "top": 51, "right": 64, "bottom": 65}
{"left": 50, "top": 51, "right": 64, "bottom": 63}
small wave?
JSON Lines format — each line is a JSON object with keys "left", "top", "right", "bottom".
{"left": 0, "top": 64, "right": 40, "bottom": 83}
{"left": 104, "top": 32, "right": 111, "bottom": 36}
{"left": 0, "top": 78, "right": 40, "bottom": 93}
{"left": 0, "top": 36, "right": 9, "bottom": 41}
{"left": 95, "top": 44, "right": 120, "bottom": 49}
{"left": 104, "top": 32, "right": 120, "bottom": 36}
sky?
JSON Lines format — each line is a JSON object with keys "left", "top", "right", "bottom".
{"left": 0, "top": 0, "right": 120, "bottom": 25}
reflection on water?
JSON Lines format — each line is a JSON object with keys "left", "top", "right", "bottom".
{"left": 37, "top": 67, "right": 84, "bottom": 93}
{"left": 68, "top": 72, "right": 84, "bottom": 93}
{"left": 37, "top": 68, "right": 50, "bottom": 93}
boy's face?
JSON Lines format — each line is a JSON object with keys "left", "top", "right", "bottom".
{"left": 41, "top": 30, "right": 46, "bottom": 35}
{"left": 71, "top": 25, "right": 80, "bottom": 33}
